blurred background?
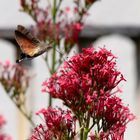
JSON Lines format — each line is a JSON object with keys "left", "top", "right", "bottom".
{"left": 0, "top": 0, "right": 140, "bottom": 139}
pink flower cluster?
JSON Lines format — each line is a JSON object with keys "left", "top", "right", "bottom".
{"left": 31, "top": 107, "right": 76, "bottom": 140}
{"left": 89, "top": 96, "right": 135, "bottom": 140}
{"left": 0, "top": 60, "right": 29, "bottom": 94}
{"left": 42, "top": 48, "right": 125, "bottom": 113}
{"left": 20, "top": 0, "right": 88, "bottom": 52}
{"left": 41, "top": 47, "right": 135, "bottom": 139}
{"left": 34, "top": 6, "right": 83, "bottom": 47}
{"left": 0, "top": 60, "right": 30, "bottom": 107}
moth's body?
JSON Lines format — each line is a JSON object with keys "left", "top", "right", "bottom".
{"left": 15, "top": 25, "right": 52, "bottom": 63}
{"left": 16, "top": 42, "right": 50, "bottom": 63}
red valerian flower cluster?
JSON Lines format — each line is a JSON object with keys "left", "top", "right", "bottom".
{"left": 42, "top": 48, "right": 125, "bottom": 113}
{"left": 41, "top": 47, "right": 135, "bottom": 139}
{"left": 20, "top": 0, "right": 84, "bottom": 41}
{"left": 20, "top": 0, "right": 97, "bottom": 53}
{"left": 0, "top": 60, "right": 29, "bottom": 94}
{"left": 0, "top": 115, "right": 12, "bottom": 140}
{"left": 0, "top": 60, "right": 30, "bottom": 106}
{"left": 30, "top": 107, "right": 76, "bottom": 140}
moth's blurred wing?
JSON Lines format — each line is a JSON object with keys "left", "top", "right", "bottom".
{"left": 15, "top": 29, "right": 40, "bottom": 57}
{"left": 17, "top": 25, "right": 40, "bottom": 44}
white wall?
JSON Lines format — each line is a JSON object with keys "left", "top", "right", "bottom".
{"left": 0, "top": 0, "right": 140, "bottom": 28}
{"left": 86, "top": 0, "right": 140, "bottom": 26}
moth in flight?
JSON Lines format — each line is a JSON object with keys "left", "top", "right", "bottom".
{"left": 15, "top": 25, "right": 52, "bottom": 63}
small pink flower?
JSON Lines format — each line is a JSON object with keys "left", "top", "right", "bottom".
{"left": 65, "top": 7, "right": 71, "bottom": 13}
{"left": 0, "top": 115, "right": 12, "bottom": 140}
{"left": 0, "top": 115, "right": 5, "bottom": 128}
{"left": 63, "top": 22, "right": 83, "bottom": 46}
{"left": 74, "top": 7, "right": 78, "bottom": 13}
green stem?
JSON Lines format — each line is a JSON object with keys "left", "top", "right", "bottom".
{"left": 48, "top": 0, "right": 58, "bottom": 107}
{"left": 80, "top": 127, "right": 84, "bottom": 140}
{"left": 80, "top": 126, "right": 89, "bottom": 140}
{"left": 83, "top": 128, "right": 88, "bottom": 140}
{"left": 52, "top": 0, "right": 57, "bottom": 23}
{"left": 78, "top": 116, "right": 83, "bottom": 140}
{"left": 52, "top": 45, "right": 56, "bottom": 74}
{"left": 49, "top": 43, "right": 56, "bottom": 106}
{"left": 49, "top": 95, "right": 52, "bottom": 107}
{"left": 79, "top": 117, "right": 88, "bottom": 140}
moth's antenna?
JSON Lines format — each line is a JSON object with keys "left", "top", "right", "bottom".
{"left": 55, "top": 48, "right": 64, "bottom": 55}
{"left": 56, "top": 49, "right": 69, "bottom": 61}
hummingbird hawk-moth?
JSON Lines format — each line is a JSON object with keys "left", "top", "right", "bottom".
{"left": 15, "top": 25, "right": 52, "bottom": 63}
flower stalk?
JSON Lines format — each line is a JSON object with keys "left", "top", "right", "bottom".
{"left": 52, "top": 0, "right": 57, "bottom": 23}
